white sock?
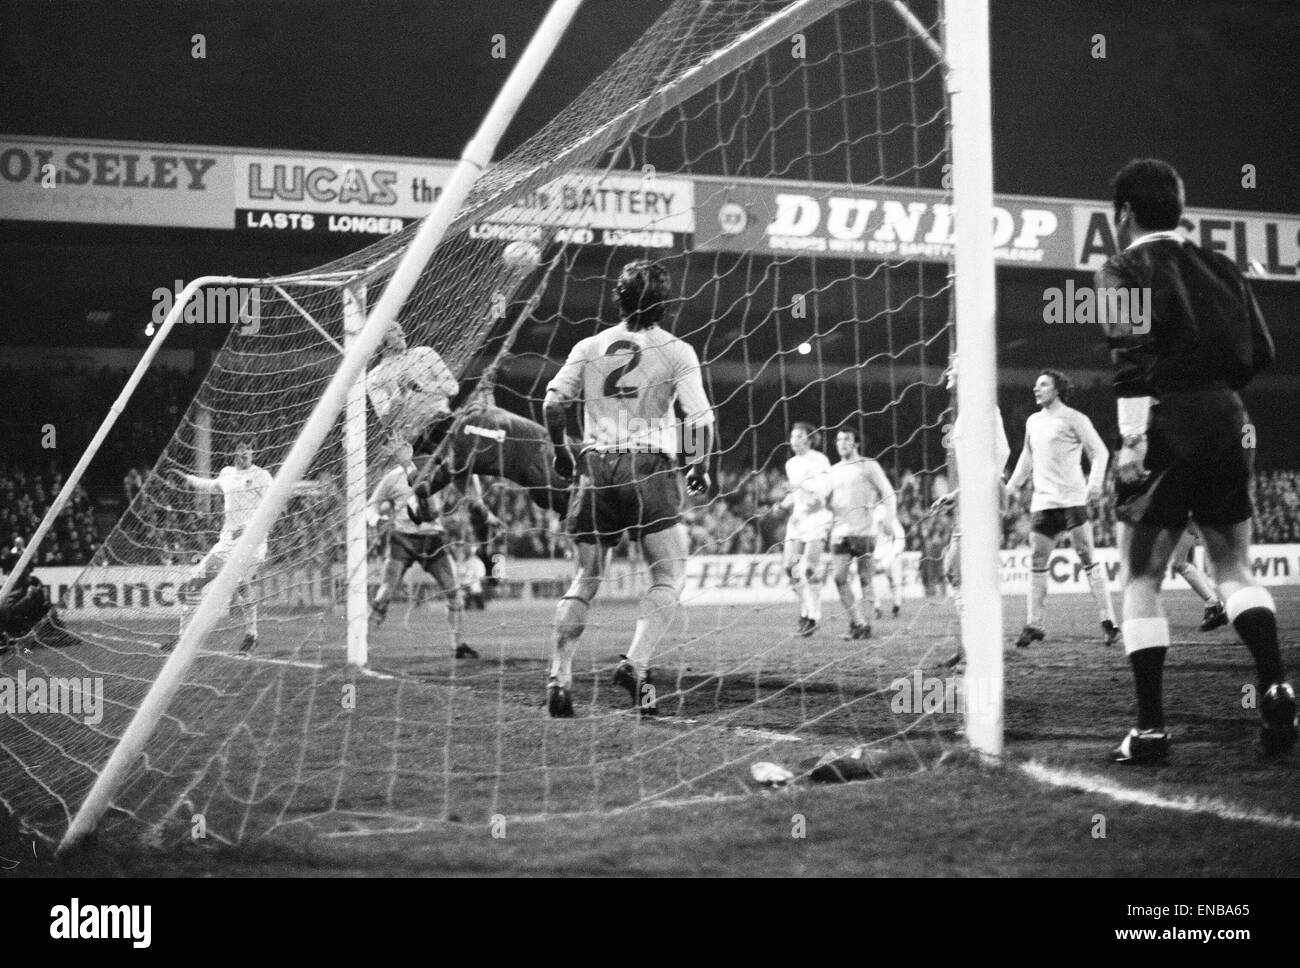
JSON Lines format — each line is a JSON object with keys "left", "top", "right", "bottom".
{"left": 1027, "top": 568, "right": 1048, "bottom": 628}
{"left": 627, "top": 584, "right": 677, "bottom": 674}
{"left": 1085, "top": 563, "right": 1116, "bottom": 624}
{"left": 805, "top": 575, "right": 823, "bottom": 623}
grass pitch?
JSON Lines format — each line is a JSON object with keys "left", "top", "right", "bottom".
{"left": 4, "top": 584, "right": 1299, "bottom": 876}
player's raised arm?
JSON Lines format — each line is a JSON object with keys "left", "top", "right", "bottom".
{"left": 177, "top": 470, "right": 221, "bottom": 491}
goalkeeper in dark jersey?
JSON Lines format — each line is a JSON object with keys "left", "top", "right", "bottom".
{"left": 1100, "top": 158, "right": 1293, "bottom": 765}
{"left": 405, "top": 385, "right": 572, "bottom": 538}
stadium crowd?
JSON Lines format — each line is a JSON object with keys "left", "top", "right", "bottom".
{"left": 3, "top": 360, "right": 1298, "bottom": 570}
{"left": 6, "top": 450, "right": 1300, "bottom": 572}
{"left": 0, "top": 463, "right": 101, "bottom": 567}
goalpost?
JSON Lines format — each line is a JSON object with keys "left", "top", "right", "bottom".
{"left": 0, "top": 0, "right": 1001, "bottom": 854}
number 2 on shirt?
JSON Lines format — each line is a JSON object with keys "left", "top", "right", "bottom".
{"left": 602, "top": 340, "right": 641, "bottom": 399}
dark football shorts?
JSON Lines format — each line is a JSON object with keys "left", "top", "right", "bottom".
{"left": 388, "top": 530, "right": 450, "bottom": 570}
{"left": 417, "top": 405, "right": 570, "bottom": 516}
{"left": 1115, "top": 388, "right": 1254, "bottom": 529}
{"left": 567, "top": 451, "right": 684, "bottom": 546}
{"left": 832, "top": 535, "right": 875, "bottom": 558}
{"left": 1031, "top": 505, "right": 1090, "bottom": 539}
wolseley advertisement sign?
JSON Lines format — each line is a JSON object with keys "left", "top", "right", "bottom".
{"left": 0, "top": 137, "right": 233, "bottom": 229}
{"left": 1, "top": 136, "right": 694, "bottom": 244}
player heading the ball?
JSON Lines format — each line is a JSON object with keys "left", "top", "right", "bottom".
{"left": 366, "top": 322, "right": 459, "bottom": 454}
{"left": 541, "top": 259, "right": 714, "bottom": 718}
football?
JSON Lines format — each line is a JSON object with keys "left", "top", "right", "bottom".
{"left": 501, "top": 240, "right": 542, "bottom": 270}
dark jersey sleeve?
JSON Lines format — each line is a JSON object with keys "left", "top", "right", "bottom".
{"left": 1099, "top": 239, "right": 1275, "bottom": 397}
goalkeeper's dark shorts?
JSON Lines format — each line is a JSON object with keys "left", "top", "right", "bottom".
{"left": 424, "top": 405, "right": 569, "bottom": 515}
{"left": 1115, "top": 387, "right": 1254, "bottom": 530}
{"left": 566, "top": 451, "right": 683, "bottom": 546}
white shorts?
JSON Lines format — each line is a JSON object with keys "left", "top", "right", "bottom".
{"left": 193, "top": 532, "right": 268, "bottom": 581}
{"left": 785, "top": 510, "right": 832, "bottom": 545}
{"left": 874, "top": 535, "right": 905, "bottom": 566}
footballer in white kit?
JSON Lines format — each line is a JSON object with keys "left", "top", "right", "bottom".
{"left": 366, "top": 323, "right": 459, "bottom": 453}
{"left": 541, "top": 260, "right": 713, "bottom": 718}
{"left": 1005, "top": 370, "right": 1117, "bottom": 647}
{"left": 168, "top": 439, "right": 323, "bottom": 655}
{"left": 827, "top": 427, "right": 899, "bottom": 640}
{"left": 781, "top": 422, "right": 832, "bottom": 636}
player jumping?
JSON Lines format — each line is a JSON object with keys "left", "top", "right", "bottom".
{"left": 1005, "top": 370, "right": 1118, "bottom": 648}
{"left": 366, "top": 324, "right": 459, "bottom": 454}
{"left": 409, "top": 384, "right": 572, "bottom": 523}
{"left": 541, "top": 259, "right": 713, "bottom": 718}
{"left": 781, "top": 423, "right": 832, "bottom": 636}
{"left": 368, "top": 441, "right": 477, "bottom": 660}
{"left": 827, "top": 426, "right": 899, "bottom": 640}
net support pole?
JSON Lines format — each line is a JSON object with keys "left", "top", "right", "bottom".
{"left": 0, "top": 275, "right": 240, "bottom": 605}
{"left": 343, "top": 283, "right": 369, "bottom": 668}
{"left": 58, "top": 0, "right": 585, "bottom": 853}
{"left": 946, "top": 0, "right": 1003, "bottom": 760}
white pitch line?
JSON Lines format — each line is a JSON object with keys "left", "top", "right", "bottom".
{"left": 1021, "top": 760, "right": 1300, "bottom": 831}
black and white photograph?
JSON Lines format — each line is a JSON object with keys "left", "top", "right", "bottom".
{"left": 1, "top": 0, "right": 1297, "bottom": 913}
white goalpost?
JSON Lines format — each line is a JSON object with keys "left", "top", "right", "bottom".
{"left": 944, "top": 0, "right": 1003, "bottom": 758}
{"left": 0, "top": 0, "right": 1003, "bottom": 854}
{"left": 57, "top": 0, "right": 589, "bottom": 851}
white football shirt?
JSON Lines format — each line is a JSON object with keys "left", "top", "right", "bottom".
{"left": 215, "top": 465, "right": 274, "bottom": 537}
{"left": 828, "top": 457, "right": 893, "bottom": 539}
{"left": 1015, "top": 405, "right": 1108, "bottom": 511}
{"left": 546, "top": 321, "right": 713, "bottom": 454}
{"left": 785, "top": 450, "right": 832, "bottom": 520}
{"left": 367, "top": 346, "right": 458, "bottom": 440}
{"left": 369, "top": 465, "right": 442, "bottom": 536}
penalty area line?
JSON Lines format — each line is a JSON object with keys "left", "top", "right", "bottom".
{"left": 1021, "top": 760, "right": 1300, "bottom": 831}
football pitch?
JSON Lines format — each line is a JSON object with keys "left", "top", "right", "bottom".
{"left": 14, "top": 583, "right": 1300, "bottom": 877}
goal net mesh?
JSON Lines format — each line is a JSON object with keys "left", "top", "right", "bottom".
{"left": 0, "top": 0, "right": 959, "bottom": 850}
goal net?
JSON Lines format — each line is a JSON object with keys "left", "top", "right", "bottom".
{"left": 0, "top": 0, "right": 963, "bottom": 851}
